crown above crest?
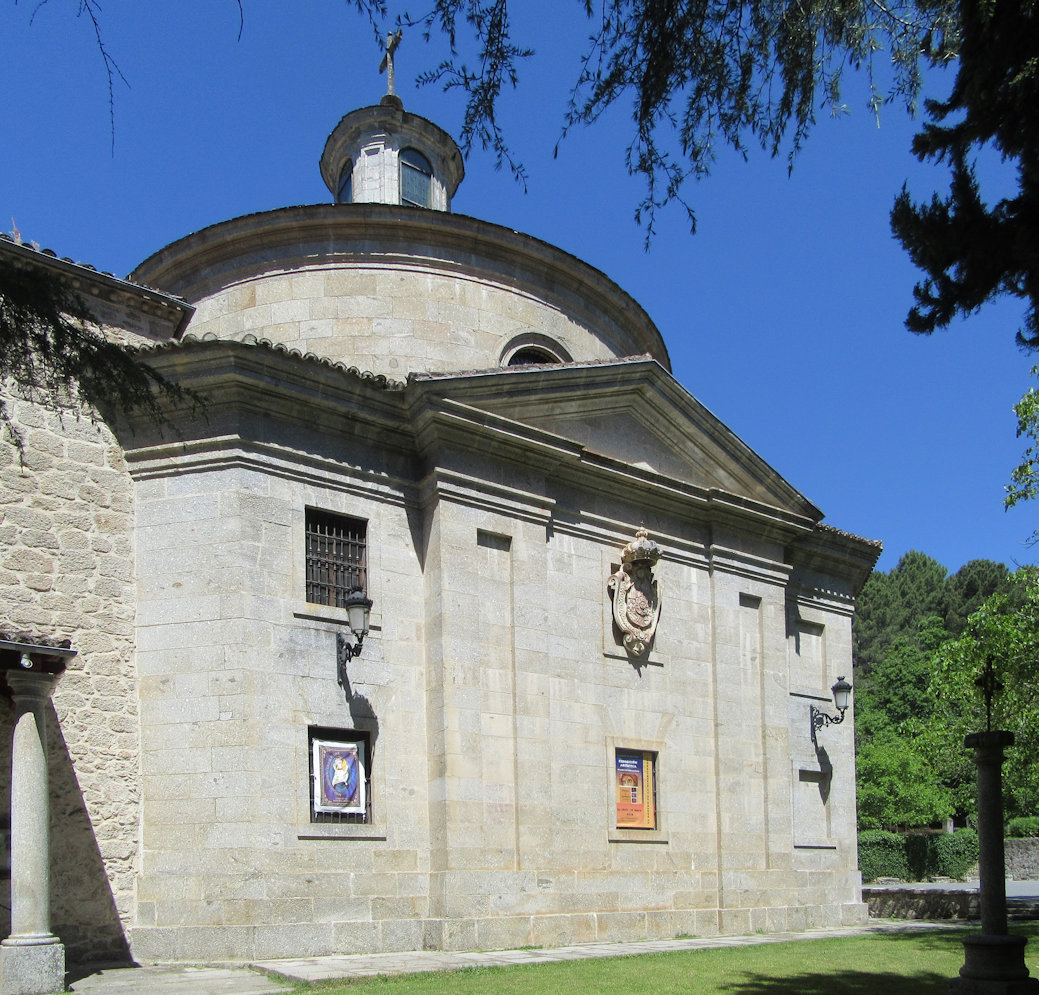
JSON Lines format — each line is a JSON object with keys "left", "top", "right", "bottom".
{"left": 621, "top": 527, "right": 661, "bottom": 566}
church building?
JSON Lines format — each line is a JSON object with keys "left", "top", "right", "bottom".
{"left": 0, "top": 69, "right": 880, "bottom": 988}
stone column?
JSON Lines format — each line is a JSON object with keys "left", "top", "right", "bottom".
{"left": 951, "top": 731, "right": 1039, "bottom": 995}
{"left": 0, "top": 667, "right": 64, "bottom": 995}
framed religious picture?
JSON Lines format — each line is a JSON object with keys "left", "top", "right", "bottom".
{"left": 615, "top": 748, "right": 657, "bottom": 830}
{"left": 312, "top": 736, "right": 367, "bottom": 817}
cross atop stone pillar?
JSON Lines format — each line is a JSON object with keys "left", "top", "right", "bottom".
{"left": 0, "top": 636, "right": 73, "bottom": 995}
{"left": 951, "top": 731, "right": 1039, "bottom": 995}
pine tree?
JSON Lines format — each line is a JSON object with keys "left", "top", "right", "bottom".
{"left": 891, "top": 0, "right": 1039, "bottom": 345}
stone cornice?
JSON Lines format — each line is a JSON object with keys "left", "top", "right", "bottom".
{"left": 0, "top": 235, "right": 194, "bottom": 339}
{"left": 118, "top": 337, "right": 417, "bottom": 475}
{"left": 124, "top": 336, "right": 879, "bottom": 587}
{"left": 787, "top": 525, "right": 882, "bottom": 598}
{"left": 406, "top": 391, "right": 821, "bottom": 547}
{"left": 410, "top": 360, "right": 823, "bottom": 520}
{"left": 128, "top": 204, "right": 670, "bottom": 369}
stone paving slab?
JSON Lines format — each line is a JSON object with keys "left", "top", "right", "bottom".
{"left": 62, "top": 921, "right": 969, "bottom": 992}
{"left": 68, "top": 965, "right": 292, "bottom": 995}
{"left": 252, "top": 921, "right": 958, "bottom": 984}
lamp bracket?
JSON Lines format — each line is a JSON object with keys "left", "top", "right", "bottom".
{"left": 336, "top": 631, "right": 364, "bottom": 690}
{"left": 811, "top": 704, "right": 847, "bottom": 732}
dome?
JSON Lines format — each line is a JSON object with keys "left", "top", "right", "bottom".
{"left": 130, "top": 57, "right": 669, "bottom": 378}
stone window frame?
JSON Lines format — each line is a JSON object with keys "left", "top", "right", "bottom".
{"left": 400, "top": 146, "right": 433, "bottom": 208}
{"left": 296, "top": 724, "right": 387, "bottom": 841}
{"left": 304, "top": 508, "right": 368, "bottom": 610}
{"left": 293, "top": 502, "right": 381, "bottom": 639}
{"left": 336, "top": 159, "right": 354, "bottom": 203}
{"left": 606, "top": 735, "right": 669, "bottom": 844}
{"left": 307, "top": 725, "right": 372, "bottom": 825}
{"left": 500, "top": 332, "right": 573, "bottom": 368}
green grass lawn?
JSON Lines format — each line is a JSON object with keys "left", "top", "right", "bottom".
{"left": 283, "top": 926, "right": 1039, "bottom": 994}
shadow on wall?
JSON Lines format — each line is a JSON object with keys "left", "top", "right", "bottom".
{"left": 46, "top": 705, "right": 132, "bottom": 967}
{"left": 346, "top": 690, "right": 380, "bottom": 756}
{"left": 0, "top": 695, "right": 10, "bottom": 941}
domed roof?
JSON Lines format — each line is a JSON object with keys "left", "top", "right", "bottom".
{"left": 319, "top": 33, "right": 464, "bottom": 211}
{"left": 130, "top": 45, "right": 669, "bottom": 378}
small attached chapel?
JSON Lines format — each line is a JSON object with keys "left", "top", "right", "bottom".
{"left": 0, "top": 55, "right": 880, "bottom": 988}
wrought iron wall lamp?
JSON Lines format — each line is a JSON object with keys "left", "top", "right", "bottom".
{"left": 811, "top": 676, "right": 853, "bottom": 737}
{"left": 336, "top": 588, "right": 373, "bottom": 690}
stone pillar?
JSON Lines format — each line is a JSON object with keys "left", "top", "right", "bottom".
{"left": 0, "top": 667, "right": 64, "bottom": 995}
{"left": 951, "top": 731, "right": 1039, "bottom": 995}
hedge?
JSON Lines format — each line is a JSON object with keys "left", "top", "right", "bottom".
{"left": 859, "top": 830, "right": 908, "bottom": 882}
{"left": 928, "top": 830, "right": 980, "bottom": 879}
{"left": 858, "top": 828, "right": 979, "bottom": 882}
{"left": 1007, "top": 816, "right": 1039, "bottom": 838}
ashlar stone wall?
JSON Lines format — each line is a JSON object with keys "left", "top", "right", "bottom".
{"left": 0, "top": 394, "right": 138, "bottom": 964}
{"left": 124, "top": 416, "right": 865, "bottom": 961}
{"left": 184, "top": 265, "right": 628, "bottom": 380}
{"left": 128, "top": 448, "right": 434, "bottom": 962}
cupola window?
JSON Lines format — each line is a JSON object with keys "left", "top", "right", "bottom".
{"left": 336, "top": 161, "right": 354, "bottom": 204}
{"left": 501, "top": 335, "right": 572, "bottom": 367}
{"left": 507, "top": 347, "right": 561, "bottom": 366}
{"left": 400, "top": 147, "right": 432, "bottom": 208}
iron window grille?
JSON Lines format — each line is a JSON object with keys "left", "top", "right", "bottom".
{"left": 305, "top": 509, "right": 367, "bottom": 608}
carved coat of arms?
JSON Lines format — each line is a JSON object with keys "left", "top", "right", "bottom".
{"left": 607, "top": 526, "right": 662, "bottom": 656}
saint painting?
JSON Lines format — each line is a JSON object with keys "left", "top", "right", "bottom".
{"left": 312, "top": 737, "right": 366, "bottom": 816}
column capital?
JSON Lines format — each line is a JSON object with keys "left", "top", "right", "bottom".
{"left": 965, "top": 730, "right": 1015, "bottom": 761}
{"left": 4, "top": 670, "right": 61, "bottom": 705}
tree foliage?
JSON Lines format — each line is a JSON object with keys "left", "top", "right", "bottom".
{"left": 0, "top": 257, "right": 187, "bottom": 447}
{"left": 944, "top": 557, "right": 1015, "bottom": 631}
{"left": 854, "top": 550, "right": 949, "bottom": 676}
{"left": 385, "top": 0, "right": 960, "bottom": 234}
{"left": 856, "top": 733, "right": 953, "bottom": 830}
{"left": 853, "top": 552, "right": 1013, "bottom": 828}
{"left": 925, "top": 568, "right": 1039, "bottom": 818}
{"left": 891, "top": 0, "right": 1039, "bottom": 345}
{"left": 1006, "top": 364, "right": 1039, "bottom": 544}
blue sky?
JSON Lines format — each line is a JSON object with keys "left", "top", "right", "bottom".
{"left": 3, "top": 1, "right": 1035, "bottom": 576}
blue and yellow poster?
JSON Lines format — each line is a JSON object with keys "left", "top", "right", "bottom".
{"left": 615, "top": 750, "right": 655, "bottom": 829}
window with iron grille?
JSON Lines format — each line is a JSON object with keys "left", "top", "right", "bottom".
{"left": 305, "top": 509, "right": 367, "bottom": 608}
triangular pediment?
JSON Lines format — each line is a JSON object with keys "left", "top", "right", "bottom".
{"left": 412, "top": 359, "right": 820, "bottom": 520}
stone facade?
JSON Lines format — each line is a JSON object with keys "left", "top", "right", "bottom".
{"left": 0, "top": 97, "right": 881, "bottom": 971}
{"left": 0, "top": 395, "right": 138, "bottom": 964}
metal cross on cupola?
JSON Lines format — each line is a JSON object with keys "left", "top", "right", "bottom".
{"left": 379, "top": 29, "right": 403, "bottom": 97}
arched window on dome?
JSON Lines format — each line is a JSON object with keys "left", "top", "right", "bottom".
{"left": 336, "top": 161, "right": 353, "bottom": 204}
{"left": 501, "top": 335, "right": 572, "bottom": 368}
{"left": 507, "top": 347, "right": 560, "bottom": 366}
{"left": 400, "top": 148, "right": 432, "bottom": 208}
